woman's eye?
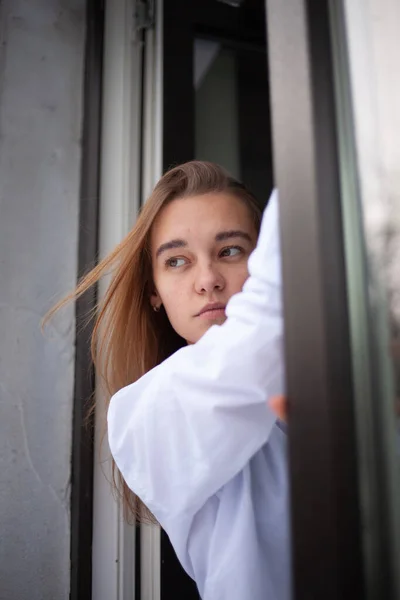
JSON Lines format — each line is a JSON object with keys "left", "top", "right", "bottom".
{"left": 165, "top": 257, "right": 186, "bottom": 268}
{"left": 220, "top": 246, "right": 243, "bottom": 258}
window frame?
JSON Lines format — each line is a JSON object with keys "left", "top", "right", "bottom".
{"left": 265, "top": 0, "right": 365, "bottom": 597}
{"left": 71, "top": 1, "right": 104, "bottom": 598}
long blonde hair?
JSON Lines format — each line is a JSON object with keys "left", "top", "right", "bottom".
{"left": 46, "top": 160, "right": 262, "bottom": 522}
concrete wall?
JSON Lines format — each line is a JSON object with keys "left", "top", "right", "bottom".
{"left": 0, "top": 1, "right": 86, "bottom": 598}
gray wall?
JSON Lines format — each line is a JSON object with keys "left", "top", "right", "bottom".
{"left": 0, "top": 1, "right": 86, "bottom": 598}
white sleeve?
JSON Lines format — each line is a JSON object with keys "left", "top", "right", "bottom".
{"left": 107, "top": 189, "right": 284, "bottom": 524}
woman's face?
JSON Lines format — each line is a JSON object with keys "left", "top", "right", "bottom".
{"left": 150, "top": 192, "right": 258, "bottom": 344}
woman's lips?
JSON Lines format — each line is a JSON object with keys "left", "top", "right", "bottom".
{"left": 200, "top": 308, "right": 226, "bottom": 319}
{"left": 198, "top": 307, "right": 226, "bottom": 319}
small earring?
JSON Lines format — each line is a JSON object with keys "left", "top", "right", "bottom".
{"left": 153, "top": 305, "right": 160, "bottom": 313}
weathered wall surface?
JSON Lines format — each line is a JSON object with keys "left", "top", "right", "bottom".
{"left": 0, "top": 1, "right": 86, "bottom": 598}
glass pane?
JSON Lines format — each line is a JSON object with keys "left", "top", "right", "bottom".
{"left": 331, "top": 2, "right": 400, "bottom": 597}
{"left": 194, "top": 38, "right": 273, "bottom": 205}
{"left": 195, "top": 40, "right": 241, "bottom": 178}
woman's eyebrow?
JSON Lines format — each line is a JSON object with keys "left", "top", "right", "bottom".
{"left": 156, "top": 239, "right": 187, "bottom": 258}
{"left": 215, "top": 230, "right": 253, "bottom": 243}
{"left": 156, "top": 230, "right": 252, "bottom": 258}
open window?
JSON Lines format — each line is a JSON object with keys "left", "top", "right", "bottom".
{"left": 89, "top": 1, "right": 400, "bottom": 599}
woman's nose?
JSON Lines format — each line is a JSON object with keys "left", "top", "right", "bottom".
{"left": 194, "top": 262, "right": 225, "bottom": 293}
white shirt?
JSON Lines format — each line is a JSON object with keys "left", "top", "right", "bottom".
{"left": 108, "top": 190, "right": 291, "bottom": 600}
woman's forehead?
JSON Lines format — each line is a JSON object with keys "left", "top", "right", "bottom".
{"left": 151, "top": 193, "right": 255, "bottom": 243}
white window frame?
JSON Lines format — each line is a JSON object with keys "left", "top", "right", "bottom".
{"left": 92, "top": 1, "right": 163, "bottom": 599}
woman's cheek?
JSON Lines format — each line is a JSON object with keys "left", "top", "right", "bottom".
{"left": 228, "top": 264, "right": 250, "bottom": 293}
{"left": 162, "top": 285, "right": 187, "bottom": 320}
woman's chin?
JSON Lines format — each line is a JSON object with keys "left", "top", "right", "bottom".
{"left": 184, "top": 316, "right": 228, "bottom": 345}
{"left": 200, "top": 316, "right": 227, "bottom": 335}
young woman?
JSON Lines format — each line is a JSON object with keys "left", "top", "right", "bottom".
{"left": 50, "top": 161, "right": 290, "bottom": 599}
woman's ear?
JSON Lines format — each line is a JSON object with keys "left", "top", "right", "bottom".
{"left": 150, "top": 289, "right": 162, "bottom": 312}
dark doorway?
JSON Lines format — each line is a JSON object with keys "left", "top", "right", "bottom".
{"left": 161, "top": 1, "right": 272, "bottom": 597}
